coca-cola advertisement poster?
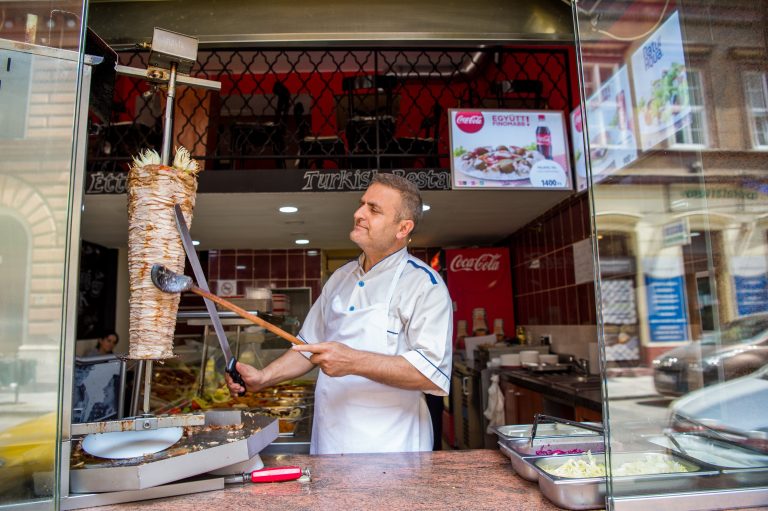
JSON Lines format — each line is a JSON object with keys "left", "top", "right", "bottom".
{"left": 446, "top": 248, "right": 515, "bottom": 347}
{"left": 448, "top": 108, "right": 572, "bottom": 190}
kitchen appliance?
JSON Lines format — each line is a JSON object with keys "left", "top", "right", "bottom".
{"left": 70, "top": 410, "right": 278, "bottom": 495}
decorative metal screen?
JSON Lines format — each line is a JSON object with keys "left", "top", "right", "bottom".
{"left": 88, "top": 46, "right": 572, "bottom": 173}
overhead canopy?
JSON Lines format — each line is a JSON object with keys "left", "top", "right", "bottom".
{"left": 88, "top": 0, "right": 575, "bottom": 48}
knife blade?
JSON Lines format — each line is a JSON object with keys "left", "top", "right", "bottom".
{"left": 174, "top": 204, "right": 246, "bottom": 395}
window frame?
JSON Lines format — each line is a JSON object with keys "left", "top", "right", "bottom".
{"left": 744, "top": 70, "right": 768, "bottom": 150}
{"left": 668, "top": 68, "right": 710, "bottom": 150}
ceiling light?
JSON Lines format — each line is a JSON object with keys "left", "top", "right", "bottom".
{"left": 279, "top": 206, "right": 298, "bottom": 213}
{"left": 192, "top": 240, "right": 200, "bottom": 246}
{"left": 295, "top": 239, "right": 310, "bottom": 245}
{"left": 422, "top": 204, "right": 431, "bottom": 212}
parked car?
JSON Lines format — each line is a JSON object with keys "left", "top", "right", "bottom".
{"left": 652, "top": 313, "right": 768, "bottom": 397}
{"left": 669, "top": 365, "right": 768, "bottom": 454}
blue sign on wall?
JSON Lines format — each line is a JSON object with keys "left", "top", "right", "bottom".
{"left": 734, "top": 274, "right": 768, "bottom": 316}
{"left": 645, "top": 274, "right": 689, "bottom": 342}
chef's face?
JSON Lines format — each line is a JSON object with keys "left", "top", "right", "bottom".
{"left": 350, "top": 183, "right": 413, "bottom": 256}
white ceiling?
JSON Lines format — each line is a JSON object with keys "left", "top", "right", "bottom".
{"left": 80, "top": 189, "right": 572, "bottom": 251}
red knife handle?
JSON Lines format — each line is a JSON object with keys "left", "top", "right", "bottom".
{"left": 250, "top": 466, "right": 307, "bottom": 483}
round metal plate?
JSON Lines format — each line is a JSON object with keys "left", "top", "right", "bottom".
{"left": 82, "top": 427, "right": 183, "bottom": 459}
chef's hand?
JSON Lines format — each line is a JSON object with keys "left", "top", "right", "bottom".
{"left": 225, "top": 362, "right": 267, "bottom": 395}
{"left": 292, "top": 342, "right": 357, "bottom": 377}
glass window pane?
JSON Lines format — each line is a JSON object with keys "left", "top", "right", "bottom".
{"left": 576, "top": 1, "right": 768, "bottom": 508}
{"left": 0, "top": 2, "right": 85, "bottom": 507}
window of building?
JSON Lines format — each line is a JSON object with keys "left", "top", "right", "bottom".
{"left": 744, "top": 71, "right": 768, "bottom": 148}
{"left": 670, "top": 69, "right": 708, "bottom": 148}
{"left": 582, "top": 62, "right": 620, "bottom": 98}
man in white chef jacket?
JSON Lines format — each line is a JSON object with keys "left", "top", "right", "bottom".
{"left": 226, "top": 173, "right": 452, "bottom": 454}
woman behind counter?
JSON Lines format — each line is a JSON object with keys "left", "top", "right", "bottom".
{"left": 85, "top": 331, "right": 120, "bottom": 357}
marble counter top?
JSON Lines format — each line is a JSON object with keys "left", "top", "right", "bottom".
{"left": 80, "top": 450, "right": 562, "bottom": 511}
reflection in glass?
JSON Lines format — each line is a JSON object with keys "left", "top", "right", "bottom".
{"left": 0, "top": 7, "right": 85, "bottom": 504}
{"left": 575, "top": 0, "right": 768, "bottom": 507}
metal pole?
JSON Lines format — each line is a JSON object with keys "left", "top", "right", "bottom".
{"left": 197, "top": 325, "right": 210, "bottom": 396}
{"left": 130, "top": 360, "right": 144, "bottom": 416}
{"left": 161, "top": 61, "right": 178, "bottom": 166}
{"left": 117, "top": 359, "right": 127, "bottom": 419}
{"left": 142, "top": 360, "right": 153, "bottom": 414}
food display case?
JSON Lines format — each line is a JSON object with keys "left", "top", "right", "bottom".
{"left": 148, "top": 310, "right": 316, "bottom": 452}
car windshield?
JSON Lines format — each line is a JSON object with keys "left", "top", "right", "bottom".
{"left": 704, "top": 315, "right": 768, "bottom": 346}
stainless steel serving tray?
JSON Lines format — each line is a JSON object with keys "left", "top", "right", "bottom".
{"left": 498, "top": 436, "right": 605, "bottom": 482}
{"left": 494, "top": 422, "right": 603, "bottom": 441}
{"left": 529, "top": 451, "right": 719, "bottom": 510}
{"left": 499, "top": 442, "right": 540, "bottom": 481}
{"left": 500, "top": 436, "right": 605, "bottom": 456}
{"left": 647, "top": 433, "right": 768, "bottom": 486}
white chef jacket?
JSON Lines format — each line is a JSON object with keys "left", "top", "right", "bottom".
{"left": 298, "top": 247, "right": 453, "bottom": 395}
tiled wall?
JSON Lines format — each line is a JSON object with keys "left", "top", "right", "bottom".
{"left": 508, "top": 193, "right": 595, "bottom": 326}
{"left": 207, "top": 249, "right": 323, "bottom": 302}
{"left": 203, "top": 247, "right": 440, "bottom": 307}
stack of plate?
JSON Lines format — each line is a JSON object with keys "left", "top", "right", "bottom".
{"left": 520, "top": 350, "right": 540, "bottom": 365}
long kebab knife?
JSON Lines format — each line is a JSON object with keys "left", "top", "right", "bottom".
{"left": 174, "top": 204, "right": 246, "bottom": 395}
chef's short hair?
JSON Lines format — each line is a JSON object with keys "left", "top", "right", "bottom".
{"left": 372, "top": 173, "right": 423, "bottom": 230}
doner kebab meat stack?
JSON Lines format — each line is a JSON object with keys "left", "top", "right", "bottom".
{"left": 127, "top": 147, "right": 201, "bottom": 359}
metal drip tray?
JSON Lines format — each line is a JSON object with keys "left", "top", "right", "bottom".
{"left": 70, "top": 410, "right": 278, "bottom": 493}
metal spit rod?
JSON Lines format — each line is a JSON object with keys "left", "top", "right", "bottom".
{"left": 160, "top": 61, "right": 178, "bottom": 166}
{"left": 130, "top": 360, "right": 144, "bottom": 417}
{"left": 143, "top": 360, "right": 154, "bottom": 414}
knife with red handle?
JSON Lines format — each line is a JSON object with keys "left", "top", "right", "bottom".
{"left": 225, "top": 466, "right": 311, "bottom": 484}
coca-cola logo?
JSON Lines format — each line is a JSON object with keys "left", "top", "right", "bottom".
{"left": 455, "top": 112, "right": 484, "bottom": 134}
{"left": 449, "top": 253, "right": 502, "bottom": 272}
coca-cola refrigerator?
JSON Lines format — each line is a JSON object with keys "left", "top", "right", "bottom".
{"left": 446, "top": 247, "right": 515, "bottom": 349}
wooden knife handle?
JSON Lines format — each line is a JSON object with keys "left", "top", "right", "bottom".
{"left": 190, "top": 286, "right": 304, "bottom": 346}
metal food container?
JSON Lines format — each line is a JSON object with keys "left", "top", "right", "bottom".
{"left": 529, "top": 451, "right": 718, "bottom": 510}
{"left": 498, "top": 438, "right": 606, "bottom": 482}
{"left": 494, "top": 422, "right": 602, "bottom": 441}
{"left": 648, "top": 433, "right": 768, "bottom": 486}
{"left": 498, "top": 442, "right": 540, "bottom": 481}
{"left": 500, "top": 435, "right": 605, "bottom": 456}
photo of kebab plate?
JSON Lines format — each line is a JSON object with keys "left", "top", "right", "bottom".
{"left": 458, "top": 145, "right": 545, "bottom": 180}
{"left": 127, "top": 147, "right": 201, "bottom": 359}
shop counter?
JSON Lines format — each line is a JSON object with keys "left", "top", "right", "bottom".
{"left": 79, "top": 450, "right": 561, "bottom": 511}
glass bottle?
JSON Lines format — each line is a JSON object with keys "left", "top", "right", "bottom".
{"left": 472, "top": 308, "right": 488, "bottom": 336}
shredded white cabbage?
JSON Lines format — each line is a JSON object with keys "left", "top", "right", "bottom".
{"left": 612, "top": 453, "right": 690, "bottom": 476}
{"left": 542, "top": 452, "right": 690, "bottom": 479}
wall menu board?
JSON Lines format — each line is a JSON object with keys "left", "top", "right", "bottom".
{"left": 572, "top": 66, "right": 639, "bottom": 192}
{"left": 449, "top": 109, "right": 572, "bottom": 190}
{"left": 630, "top": 10, "right": 690, "bottom": 150}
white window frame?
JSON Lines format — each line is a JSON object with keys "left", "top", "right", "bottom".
{"left": 582, "top": 62, "right": 620, "bottom": 99}
{"left": 744, "top": 71, "right": 768, "bottom": 149}
{"left": 669, "top": 69, "right": 709, "bottom": 149}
